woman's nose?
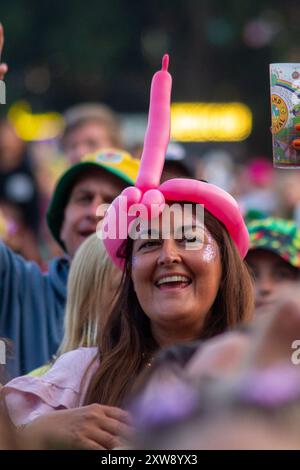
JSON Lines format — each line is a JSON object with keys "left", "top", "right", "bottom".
{"left": 157, "top": 239, "right": 181, "bottom": 265}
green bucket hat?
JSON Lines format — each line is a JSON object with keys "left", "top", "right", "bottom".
{"left": 247, "top": 217, "right": 300, "bottom": 268}
{"left": 47, "top": 148, "right": 139, "bottom": 250}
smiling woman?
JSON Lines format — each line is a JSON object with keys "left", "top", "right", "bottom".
{"left": 84, "top": 206, "right": 253, "bottom": 407}
{"left": 130, "top": 209, "right": 223, "bottom": 343}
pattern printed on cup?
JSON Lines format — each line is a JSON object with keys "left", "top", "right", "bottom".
{"left": 270, "top": 64, "right": 300, "bottom": 168}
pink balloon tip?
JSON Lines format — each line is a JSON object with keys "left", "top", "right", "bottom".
{"left": 162, "top": 54, "right": 169, "bottom": 71}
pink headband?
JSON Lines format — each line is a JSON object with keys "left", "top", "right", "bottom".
{"left": 103, "top": 55, "right": 249, "bottom": 269}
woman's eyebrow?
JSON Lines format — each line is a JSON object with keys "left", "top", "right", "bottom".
{"left": 137, "top": 228, "right": 160, "bottom": 239}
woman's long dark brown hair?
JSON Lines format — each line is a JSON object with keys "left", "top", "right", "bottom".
{"left": 84, "top": 209, "right": 254, "bottom": 406}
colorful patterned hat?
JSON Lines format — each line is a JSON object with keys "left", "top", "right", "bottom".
{"left": 247, "top": 217, "right": 300, "bottom": 268}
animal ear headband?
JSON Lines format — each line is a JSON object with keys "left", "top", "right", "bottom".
{"left": 103, "top": 55, "right": 249, "bottom": 268}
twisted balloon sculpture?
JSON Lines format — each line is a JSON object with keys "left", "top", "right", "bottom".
{"left": 103, "top": 55, "right": 249, "bottom": 269}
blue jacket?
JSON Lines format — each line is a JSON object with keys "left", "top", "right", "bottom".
{"left": 0, "top": 242, "right": 69, "bottom": 379}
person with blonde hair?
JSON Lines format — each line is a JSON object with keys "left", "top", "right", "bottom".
{"left": 58, "top": 233, "right": 122, "bottom": 356}
{"left": 29, "top": 233, "right": 122, "bottom": 377}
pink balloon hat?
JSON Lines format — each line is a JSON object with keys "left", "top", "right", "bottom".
{"left": 103, "top": 54, "right": 249, "bottom": 269}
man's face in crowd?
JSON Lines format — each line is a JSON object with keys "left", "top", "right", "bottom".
{"left": 60, "top": 169, "right": 126, "bottom": 257}
{"left": 63, "top": 120, "right": 115, "bottom": 164}
{"left": 246, "top": 249, "right": 300, "bottom": 315}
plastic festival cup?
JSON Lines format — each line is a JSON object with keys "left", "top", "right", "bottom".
{"left": 270, "top": 63, "right": 300, "bottom": 169}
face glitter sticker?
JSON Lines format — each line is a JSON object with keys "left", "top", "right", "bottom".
{"left": 202, "top": 234, "right": 218, "bottom": 262}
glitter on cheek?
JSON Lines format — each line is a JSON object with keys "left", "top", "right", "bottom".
{"left": 131, "top": 255, "right": 142, "bottom": 289}
{"left": 202, "top": 235, "right": 218, "bottom": 263}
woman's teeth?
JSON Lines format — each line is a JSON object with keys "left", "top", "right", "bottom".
{"left": 156, "top": 275, "right": 191, "bottom": 287}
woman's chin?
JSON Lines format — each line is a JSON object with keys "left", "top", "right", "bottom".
{"left": 151, "top": 303, "right": 196, "bottom": 321}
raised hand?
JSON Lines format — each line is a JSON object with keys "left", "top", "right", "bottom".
{"left": 0, "top": 23, "right": 8, "bottom": 81}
